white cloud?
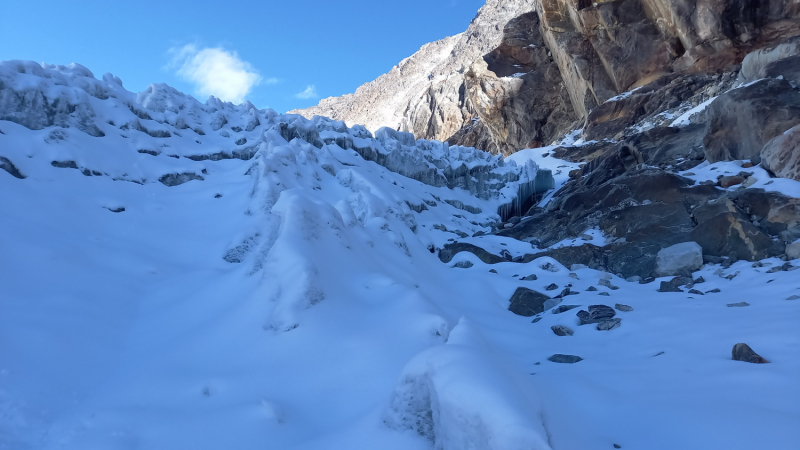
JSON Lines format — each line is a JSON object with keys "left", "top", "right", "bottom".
{"left": 295, "top": 85, "right": 318, "bottom": 99}
{"left": 169, "top": 44, "right": 268, "bottom": 104}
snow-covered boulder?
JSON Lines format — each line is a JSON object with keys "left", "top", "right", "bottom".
{"left": 654, "top": 241, "right": 703, "bottom": 277}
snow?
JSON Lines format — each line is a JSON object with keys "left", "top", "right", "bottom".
{"left": 603, "top": 85, "right": 644, "bottom": 103}
{"left": 680, "top": 160, "right": 800, "bottom": 197}
{"left": 670, "top": 96, "right": 717, "bottom": 128}
{"left": 547, "top": 227, "right": 610, "bottom": 249}
{"left": 1, "top": 61, "right": 799, "bottom": 450}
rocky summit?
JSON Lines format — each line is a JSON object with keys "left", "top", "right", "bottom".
{"left": 3, "top": 1, "right": 800, "bottom": 450}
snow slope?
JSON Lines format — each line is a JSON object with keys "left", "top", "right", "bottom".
{"left": 1, "top": 61, "right": 799, "bottom": 450}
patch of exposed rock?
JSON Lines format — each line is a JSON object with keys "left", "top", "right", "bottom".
{"left": 464, "top": 12, "right": 577, "bottom": 155}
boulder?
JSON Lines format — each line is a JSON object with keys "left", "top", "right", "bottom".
{"left": 597, "top": 318, "right": 621, "bottom": 331}
{"left": 718, "top": 175, "right": 745, "bottom": 188}
{"left": 739, "top": 36, "right": 800, "bottom": 86}
{"left": 732, "top": 189, "right": 800, "bottom": 240}
{"left": 551, "top": 325, "right": 574, "bottom": 336}
{"left": 548, "top": 354, "right": 582, "bottom": 364}
{"left": 438, "top": 242, "right": 506, "bottom": 265}
{"left": 654, "top": 242, "right": 703, "bottom": 277}
{"left": 691, "top": 212, "right": 783, "bottom": 261}
{"left": 552, "top": 304, "right": 580, "bottom": 314}
{"left": 761, "top": 123, "right": 800, "bottom": 182}
{"left": 615, "top": 303, "right": 634, "bottom": 312}
{"left": 576, "top": 305, "right": 615, "bottom": 325}
{"left": 507, "top": 287, "right": 551, "bottom": 317}
{"left": 159, "top": 172, "right": 204, "bottom": 186}
{"left": 731, "top": 343, "right": 769, "bottom": 364}
{"left": 584, "top": 74, "right": 719, "bottom": 141}
{"left": 658, "top": 281, "right": 683, "bottom": 292}
{"left": 703, "top": 78, "right": 800, "bottom": 163}
{"left": 691, "top": 199, "right": 784, "bottom": 261}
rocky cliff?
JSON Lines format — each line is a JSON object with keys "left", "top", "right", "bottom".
{"left": 290, "top": 0, "right": 538, "bottom": 152}
{"left": 294, "top": 0, "right": 800, "bottom": 155}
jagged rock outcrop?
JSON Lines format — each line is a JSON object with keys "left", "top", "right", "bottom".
{"left": 295, "top": 0, "right": 800, "bottom": 155}
{"left": 290, "top": 0, "right": 538, "bottom": 145}
{"left": 538, "top": 0, "right": 800, "bottom": 118}
{"left": 464, "top": 12, "right": 577, "bottom": 154}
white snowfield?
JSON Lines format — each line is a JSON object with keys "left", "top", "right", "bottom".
{"left": 1, "top": 61, "right": 798, "bottom": 450}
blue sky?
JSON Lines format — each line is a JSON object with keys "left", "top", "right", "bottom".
{"left": 1, "top": 0, "right": 485, "bottom": 112}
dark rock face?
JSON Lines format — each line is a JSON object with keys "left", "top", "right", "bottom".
{"left": 0, "top": 156, "right": 25, "bottom": 179}
{"left": 297, "top": 0, "right": 800, "bottom": 156}
{"left": 508, "top": 287, "right": 551, "bottom": 316}
{"left": 733, "top": 189, "right": 800, "bottom": 242}
{"left": 494, "top": 145, "right": 797, "bottom": 277}
{"left": 732, "top": 343, "right": 769, "bottom": 364}
{"left": 548, "top": 354, "right": 583, "bottom": 364}
{"left": 690, "top": 198, "right": 784, "bottom": 260}
{"left": 584, "top": 73, "right": 727, "bottom": 141}
{"left": 499, "top": 168, "right": 726, "bottom": 278}
{"left": 465, "top": 12, "right": 577, "bottom": 155}
{"left": 703, "top": 78, "right": 800, "bottom": 163}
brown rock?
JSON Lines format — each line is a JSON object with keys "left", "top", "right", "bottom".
{"left": 733, "top": 189, "right": 800, "bottom": 239}
{"left": 690, "top": 199, "right": 783, "bottom": 261}
{"left": 732, "top": 343, "right": 769, "bottom": 364}
{"left": 464, "top": 12, "right": 576, "bottom": 155}
{"left": 718, "top": 175, "right": 745, "bottom": 188}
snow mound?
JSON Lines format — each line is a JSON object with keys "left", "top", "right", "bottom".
{"left": 386, "top": 319, "right": 550, "bottom": 450}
